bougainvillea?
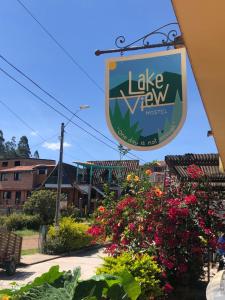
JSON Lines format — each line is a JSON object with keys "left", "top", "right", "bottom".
{"left": 89, "top": 165, "right": 225, "bottom": 293}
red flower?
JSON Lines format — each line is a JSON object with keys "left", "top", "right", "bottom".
{"left": 87, "top": 225, "right": 103, "bottom": 236}
{"left": 105, "top": 243, "right": 118, "bottom": 255}
{"left": 208, "top": 209, "right": 214, "bottom": 216}
{"left": 163, "top": 282, "right": 174, "bottom": 293}
{"left": 163, "top": 259, "right": 174, "bottom": 270}
{"left": 154, "top": 233, "right": 163, "bottom": 246}
{"left": 204, "top": 228, "right": 212, "bottom": 235}
{"left": 187, "top": 164, "right": 204, "bottom": 179}
{"left": 184, "top": 195, "right": 197, "bottom": 205}
{"left": 97, "top": 206, "right": 105, "bottom": 213}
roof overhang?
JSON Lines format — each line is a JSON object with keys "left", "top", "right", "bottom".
{"left": 172, "top": 0, "right": 225, "bottom": 167}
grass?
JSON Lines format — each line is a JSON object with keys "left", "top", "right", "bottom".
{"left": 15, "top": 229, "right": 39, "bottom": 237}
{"left": 21, "top": 248, "right": 39, "bottom": 255}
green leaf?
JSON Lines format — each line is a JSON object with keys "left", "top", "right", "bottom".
{"left": 17, "top": 265, "right": 64, "bottom": 295}
{"left": 73, "top": 280, "right": 107, "bottom": 300}
{"left": 117, "top": 270, "right": 141, "bottom": 300}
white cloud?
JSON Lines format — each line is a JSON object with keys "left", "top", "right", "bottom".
{"left": 30, "top": 131, "right": 38, "bottom": 136}
{"left": 42, "top": 142, "right": 71, "bottom": 151}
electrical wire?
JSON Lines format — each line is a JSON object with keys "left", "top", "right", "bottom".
{"left": 14, "top": 1, "right": 147, "bottom": 163}
{"left": 0, "top": 66, "right": 139, "bottom": 160}
{"left": 0, "top": 53, "right": 146, "bottom": 163}
{"left": 16, "top": 0, "right": 104, "bottom": 93}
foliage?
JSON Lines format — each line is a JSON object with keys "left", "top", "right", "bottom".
{"left": 23, "top": 190, "right": 57, "bottom": 225}
{"left": 97, "top": 252, "right": 162, "bottom": 299}
{"left": 17, "top": 136, "right": 31, "bottom": 158}
{"left": 0, "top": 129, "right": 33, "bottom": 159}
{"left": 0, "top": 265, "right": 141, "bottom": 300}
{"left": 61, "top": 205, "right": 81, "bottom": 220}
{"left": 33, "top": 150, "right": 40, "bottom": 159}
{"left": 0, "top": 213, "right": 40, "bottom": 231}
{"left": 45, "top": 217, "right": 92, "bottom": 254}
{"left": 88, "top": 165, "right": 225, "bottom": 293}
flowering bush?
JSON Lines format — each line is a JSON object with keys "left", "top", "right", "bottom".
{"left": 89, "top": 165, "right": 225, "bottom": 292}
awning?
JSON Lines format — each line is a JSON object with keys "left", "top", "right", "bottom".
{"left": 172, "top": 0, "right": 225, "bottom": 167}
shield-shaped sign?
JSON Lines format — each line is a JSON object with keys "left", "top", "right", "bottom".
{"left": 105, "top": 48, "right": 186, "bottom": 150}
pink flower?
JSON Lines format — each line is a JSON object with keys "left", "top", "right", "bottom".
{"left": 204, "top": 228, "right": 212, "bottom": 235}
{"left": 128, "top": 223, "right": 135, "bottom": 231}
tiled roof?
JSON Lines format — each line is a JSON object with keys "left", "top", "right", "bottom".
{"left": 0, "top": 166, "right": 34, "bottom": 172}
{"left": 0, "top": 164, "right": 55, "bottom": 173}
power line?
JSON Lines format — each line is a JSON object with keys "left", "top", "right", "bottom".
{"left": 0, "top": 99, "right": 41, "bottom": 136}
{"left": 16, "top": 0, "right": 104, "bottom": 93}
{"left": 0, "top": 98, "right": 61, "bottom": 152}
{"left": 0, "top": 53, "right": 146, "bottom": 163}
{"left": 0, "top": 66, "right": 138, "bottom": 160}
{"left": 14, "top": 1, "right": 146, "bottom": 163}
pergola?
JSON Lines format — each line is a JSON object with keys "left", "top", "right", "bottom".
{"left": 74, "top": 161, "right": 126, "bottom": 185}
{"left": 165, "top": 153, "right": 225, "bottom": 190}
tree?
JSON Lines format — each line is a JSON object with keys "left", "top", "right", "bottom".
{"left": 24, "top": 190, "right": 57, "bottom": 224}
{"left": 17, "top": 135, "right": 31, "bottom": 158}
{"left": 5, "top": 136, "right": 17, "bottom": 158}
{"left": 0, "top": 130, "right": 5, "bottom": 158}
{"left": 33, "top": 150, "right": 40, "bottom": 159}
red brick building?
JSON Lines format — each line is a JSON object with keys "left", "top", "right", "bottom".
{"left": 0, "top": 158, "right": 55, "bottom": 212}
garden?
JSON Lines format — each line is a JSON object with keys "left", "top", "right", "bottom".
{"left": 0, "top": 165, "right": 225, "bottom": 299}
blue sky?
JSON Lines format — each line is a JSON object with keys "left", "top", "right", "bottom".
{"left": 0, "top": 0, "right": 217, "bottom": 165}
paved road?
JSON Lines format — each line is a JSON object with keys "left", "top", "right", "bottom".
{"left": 0, "top": 248, "right": 106, "bottom": 289}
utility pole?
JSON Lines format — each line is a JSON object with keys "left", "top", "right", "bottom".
{"left": 55, "top": 122, "right": 65, "bottom": 227}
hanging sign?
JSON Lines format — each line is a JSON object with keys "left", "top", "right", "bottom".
{"left": 105, "top": 48, "right": 186, "bottom": 150}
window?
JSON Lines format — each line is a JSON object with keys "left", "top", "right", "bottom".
{"left": 14, "top": 172, "right": 22, "bottom": 181}
{"left": 3, "top": 191, "right": 11, "bottom": 199}
{"left": 14, "top": 161, "right": 20, "bottom": 166}
{"left": 2, "top": 161, "right": 8, "bottom": 167}
{"left": 15, "top": 191, "right": 21, "bottom": 204}
{"left": 0, "top": 173, "right": 8, "bottom": 181}
{"left": 38, "top": 168, "right": 46, "bottom": 175}
{"left": 26, "top": 191, "right": 31, "bottom": 198}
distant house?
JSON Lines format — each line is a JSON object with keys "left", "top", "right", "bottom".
{"left": 43, "top": 163, "right": 77, "bottom": 208}
{"left": 0, "top": 158, "right": 56, "bottom": 213}
{"left": 144, "top": 161, "right": 167, "bottom": 186}
{"left": 74, "top": 160, "right": 140, "bottom": 212}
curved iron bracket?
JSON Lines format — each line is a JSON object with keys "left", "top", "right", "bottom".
{"left": 95, "top": 22, "right": 183, "bottom": 56}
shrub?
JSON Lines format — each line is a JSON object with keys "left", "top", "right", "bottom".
{"left": 97, "top": 252, "right": 162, "bottom": 299}
{"left": 3, "top": 213, "right": 41, "bottom": 231}
{"left": 24, "top": 189, "right": 57, "bottom": 225}
{"left": 45, "top": 217, "right": 92, "bottom": 254}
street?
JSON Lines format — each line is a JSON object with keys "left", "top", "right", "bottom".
{"left": 0, "top": 248, "right": 106, "bottom": 289}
